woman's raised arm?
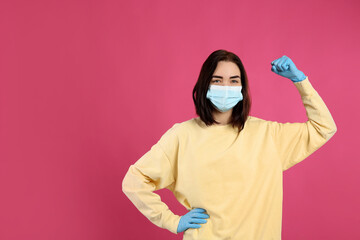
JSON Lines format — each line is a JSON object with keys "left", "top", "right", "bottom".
{"left": 268, "top": 76, "right": 337, "bottom": 171}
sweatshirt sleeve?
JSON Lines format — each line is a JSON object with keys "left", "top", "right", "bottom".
{"left": 122, "top": 123, "right": 181, "bottom": 234}
{"left": 268, "top": 76, "right": 337, "bottom": 171}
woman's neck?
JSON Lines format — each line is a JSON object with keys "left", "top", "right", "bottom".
{"left": 212, "top": 109, "right": 233, "bottom": 125}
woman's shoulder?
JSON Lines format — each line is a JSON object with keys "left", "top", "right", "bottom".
{"left": 160, "top": 117, "right": 196, "bottom": 136}
{"left": 247, "top": 115, "right": 267, "bottom": 122}
{"left": 245, "top": 115, "right": 275, "bottom": 129}
{"left": 246, "top": 115, "right": 286, "bottom": 132}
{"left": 164, "top": 117, "right": 215, "bottom": 138}
{"left": 169, "top": 117, "right": 198, "bottom": 131}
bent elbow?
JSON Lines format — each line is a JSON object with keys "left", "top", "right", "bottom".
{"left": 329, "top": 120, "right": 338, "bottom": 137}
{"left": 122, "top": 173, "right": 128, "bottom": 194}
{"left": 324, "top": 124, "right": 337, "bottom": 141}
{"left": 122, "top": 167, "right": 133, "bottom": 195}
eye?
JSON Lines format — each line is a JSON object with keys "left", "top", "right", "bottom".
{"left": 212, "top": 80, "right": 220, "bottom": 83}
{"left": 231, "top": 80, "right": 239, "bottom": 83}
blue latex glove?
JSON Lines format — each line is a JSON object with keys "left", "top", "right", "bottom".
{"left": 271, "top": 55, "right": 307, "bottom": 82}
{"left": 177, "top": 208, "right": 210, "bottom": 233}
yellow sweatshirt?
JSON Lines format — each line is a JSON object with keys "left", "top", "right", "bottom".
{"left": 122, "top": 76, "right": 337, "bottom": 240}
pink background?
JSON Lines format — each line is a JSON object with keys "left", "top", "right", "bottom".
{"left": 0, "top": 0, "right": 359, "bottom": 239}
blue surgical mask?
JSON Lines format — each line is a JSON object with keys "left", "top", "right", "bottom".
{"left": 206, "top": 85, "right": 243, "bottom": 112}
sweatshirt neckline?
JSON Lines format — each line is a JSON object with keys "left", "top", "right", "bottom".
{"left": 193, "top": 117, "right": 235, "bottom": 130}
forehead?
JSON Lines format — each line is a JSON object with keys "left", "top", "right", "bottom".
{"left": 213, "top": 61, "right": 240, "bottom": 75}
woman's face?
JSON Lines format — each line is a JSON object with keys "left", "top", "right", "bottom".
{"left": 210, "top": 61, "right": 242, "bottom": 86}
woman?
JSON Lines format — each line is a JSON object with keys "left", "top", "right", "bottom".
{"left": 122, "top": 50, "right": 337, "bottom": 239}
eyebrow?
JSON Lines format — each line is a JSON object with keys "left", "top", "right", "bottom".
{"left": 212, "top": 75, "right": 240, "bottom": 79}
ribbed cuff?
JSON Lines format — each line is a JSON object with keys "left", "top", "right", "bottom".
{"left": 162, "top": 210, "right": 182, "bottom": 234}
{"left": 293, "top": 76, "right": 315, "bottom": 97}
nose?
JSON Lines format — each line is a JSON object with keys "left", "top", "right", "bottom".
{"left": 218, "top": 81, "right": 232, "bottom": 86}
{"left": 221, "top": 82, "right": 241, "bottom": 87}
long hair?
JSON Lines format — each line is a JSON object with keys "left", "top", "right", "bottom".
{"left": 192, "top": 49, "right": 252, "bottom": 134}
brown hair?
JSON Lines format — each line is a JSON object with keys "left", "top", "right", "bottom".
{"left": 192, "top": 49, "right": 252, "bottom": 134}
